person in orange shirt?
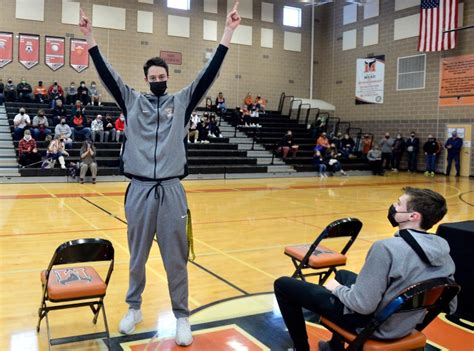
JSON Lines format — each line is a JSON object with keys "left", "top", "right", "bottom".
{"left": 316, "top": 132, "right": 330, "bottom": 155}
{"left": 33, "top": 81, "right": 48, "bottom": 103}
{"left": 244, "top": 92, "right": 253, "bottom": 109}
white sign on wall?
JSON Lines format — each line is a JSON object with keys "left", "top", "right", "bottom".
{"left": 355, "top": 55, "right": 385, "bottom": 104}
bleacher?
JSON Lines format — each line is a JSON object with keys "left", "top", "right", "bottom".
{"left": 5, "top": 101, "right": 267, "bottom": 177}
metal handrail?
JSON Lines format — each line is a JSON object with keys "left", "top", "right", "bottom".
{"left": 281, "top": 95, "right": 295, "bottom": 117}
{"left": 296, "top": 103, "right": 311, "bottom": 123}
{"left": 289, "top": 99, "right": 302, "bottom": 120}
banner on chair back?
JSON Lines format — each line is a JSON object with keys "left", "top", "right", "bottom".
{"left": 45, "top": 36, "right": 65, "bottom": 71}
{"left": 355, "top": 55, "right": 385, "bottom": 105}
{"left": 70, "top": 38, "right": 88, "bottom": 73}
{"left": 18, "top": 33, "right": 40, "bottom": 69}
{"left": 0, "top": 32, "right": 13, "bottom": 68}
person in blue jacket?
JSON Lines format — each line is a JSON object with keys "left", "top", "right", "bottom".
{"left": 444, "top": 131, "right": 463, "bottom": 176}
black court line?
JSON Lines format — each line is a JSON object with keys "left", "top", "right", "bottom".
{"left": 79, "top": 196, "right": 249, "bottom": 296}
{"left": 459, "top": 191, "right": 474, "bottom": 207}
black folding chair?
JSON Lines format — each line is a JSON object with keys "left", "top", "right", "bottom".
{"left": 284, "top": 218, "right": 362, "bottom": 284}
{"left": 321, "top": 277, "right": 460, "bottom": 351}
{"left": 37, "top": 238, "right": 114, "bottom": 350}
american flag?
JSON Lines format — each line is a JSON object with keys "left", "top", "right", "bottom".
{"left": 418, "top": 0, "right": 459, "bottom": 52}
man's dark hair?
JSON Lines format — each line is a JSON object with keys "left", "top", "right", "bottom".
{"left": 403, "top": 187, "right": 447, "bottom": 230}
{"left": 143, "top": 57, "right": 169, "bottom": 77}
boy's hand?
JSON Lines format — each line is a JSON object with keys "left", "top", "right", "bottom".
{"left": 79, "top": 8, "right": 92, "bottom": 36}
{"left": 226, "top": 1, "right": 241, "bottom": 30}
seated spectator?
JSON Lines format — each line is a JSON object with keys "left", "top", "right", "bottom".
{"left": 18, "top": 129, "right": 41, "bottom": 167}
{"left": 115, "top": 113, "right": 125, "bottom": 142}
{"left": 361, "top": 134, "right": 372, "bottom": 156}
{"left": 54, "top": 118, "right": 73, "bottom": 148}
{"left": 254, "top": 95, "right": 266, "bottom": 113}
{"left": 66, "top": 81, "right": 78, "bottom": 105}
{"left": 391, "top": 134, "right": 405, "bottom": 172}
{"left": 79, "top": 140, "right": 98, "bottom": 184}
{"left": 188, "top": 112, "right": 199, "bottom": 143}
{"left": 71, "top": 100, "right": 85, "bottom": 118}
{"left": 208, "top": 115, "right": 223, "bottom": 138}
{"left": 4, "top": 78, "right": 16, "bottom": 102}
{"left": 46, "top": 135, "right": 69, "bottom": 169}
{"left": 51, "top": 99, "right": 67, "bottom": 126}
{"left": 326, "top": 144, "right": 347, "bottom": 176}
{"left": 215, "top": 92, "right": 226, "bottom": 114}
{"left": 197, "top": 115, "right": 210, "bottom": 143}
{"left": 275, "top": 187, "right": 454, "bottom": 351}
{"left": 77, "top": 80, "right": 90, "bottom": 105}
{"left": 33, "top": 81, "right": 48, "bottom": 103}
{"left": 244, "top": 92, "right": 253, "bottom": 109}
{"left": 32, "top": 109, "right": 51, "bottom": 141}
{"left": 339, "top": 133, "right": 355, "bottom": 159}
{"left": 316, "top": 132, "right": 330, "bottom": 155}
{"left": 0, "top": 78, "right": 4, "bottom": 105}
{"left": 103, "top": 114, "right": 115, "bottom": 142}
{"left": 367, "top": 145, "right": 384, "bottom": 175}
{"left": 71, "top": 110, "right": 92, "bottom": 141}
{"left": 250, "top": 107, "right": 261, "bottom": 127}
{"left": 47, "top": 81, "right": 64, "bottom": 107}
{"left": 278, "top": 130, "right": 299, "bottom": 159}
{"left": 241, "top": 106, "right": 252, "bottom": 127}
{"left": 17, "top": 77, "right": 33, "bottom": 102}
{"left": 89, "top": 81, "right": 101, "bottom": 106}
{"left": 233, "top": 106, "right": 244, "bottom": 127}
{"left": 91, "top": 114, "right": 105, "bottom": 142}
{"left": 313, "top": 149, "right": 327, "bottom": 178}
{"left": 13, "top": 107, "right": 31, "bottom": 140}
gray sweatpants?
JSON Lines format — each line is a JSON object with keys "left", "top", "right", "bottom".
{"left": 124, "top": 177, "right": 189, "bottom": 318}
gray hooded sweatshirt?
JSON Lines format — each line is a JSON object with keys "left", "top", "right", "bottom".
{"left": 333, "top": 228, "right": 456, "bottom": 339}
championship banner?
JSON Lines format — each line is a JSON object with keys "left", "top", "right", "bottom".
{"left": 439, "top": 54, "right": 474, "bottom": 106}
{"left": 18, "top": 33, "right": 40, "bottom": 69}
{"left": 355, "top": 55, "right": 385, "bottom": 105}
{"left": 70, "top": 38, "right": 89, "bottom": 73}
{"left": 45, "top": 36, "right": 65, "bottom": 71}
{"left": 0, "top": 32, "right": 13, "bottom": 68}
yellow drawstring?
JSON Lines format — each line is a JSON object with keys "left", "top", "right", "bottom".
{"left": 186, "top": 209, "right": 195, "bottom": 262}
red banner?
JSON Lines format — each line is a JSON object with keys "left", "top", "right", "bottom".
{"left": 0, "top": 32, "right": 13, "bottom": 68}
{"left": 160, "top": 51, "right": 182, "bottom": 65}
{"left": 18, "top": 33, "right": 40, "bottom": 69}
{"left": 45, "top": 36, "right": 65, "bottom": 71}
{"left": 70, "top": 38, "right": 88, "bottom": 73}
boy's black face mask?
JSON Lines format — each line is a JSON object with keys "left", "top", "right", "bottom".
{"left": 150, "top": 81, "right": 167, "bottom": 97}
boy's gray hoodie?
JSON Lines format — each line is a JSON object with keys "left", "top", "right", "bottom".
{"left": 333, "top": 228, "right": 456, "bottom": 339}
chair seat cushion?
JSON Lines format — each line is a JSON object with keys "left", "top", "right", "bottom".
{"left": 41, "top": 266, "right": 106, "bottom": 301}
{"left": 284, "top": 244, "right": 347, "bottom": 268}
{"left": 320, "top": 317, "right": 427, "bottom": 351}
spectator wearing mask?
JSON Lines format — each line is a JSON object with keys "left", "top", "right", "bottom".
{"left": 103, "top": 114, "right": 116, "bottom": 142}
{"left": 254, "top": 95, "right": 266, "bottom": 113}
{"left": 391, "top": 134, "right": 405, "bottom": 172}
{"left": 313, "top": 149, "right": 327, "bottom": 178}
{"left": 244, "top": 92, "right": 253, "bottom": 109}
{"left": 71, "top": 100, "right": 85, "bottom": 118}
{"left": 423, "top": 135, "right": 439, "bottom": 177}
{"left": 77, "top": 80, "right": 90, "bottom": 105}
{"left": 367, "top": 145, "right": 383, "bottom": 175}
{"left": 17, "top": 77, "right": 33, "bottom": 102}
{"left": 405, "top": 132, "right": 420, "bottom": 173}
{"left": 54, "top": 118, "right": 73, "bottom": 148}
{"left": 0, "top": 78, "right": 4, "bottom": 105}
{"left": 208, "top": 115, "right": 223, "bottom": 138}
{"left": 115, "top": 113, "right": 125, "bottom": 142}
{"left": 91, "top": 114, "right": 105, "bottom": 142}
{"left": 4, "top": 78, "right": 16, "bottom": 102}
{"left": 233, "top": 106, "right": 244, "bottom": 127}
{"left": 46, "top": 135, "right": 69, "bottom": 169}
{"left": 79, "top": 140, "right": 98, "bottom": 184}
{"left": 33, "top": 81, "right": 48, "bottom": 103}
{"left": 197, "top": 115, "right": 210, "bottom": 143}
{"left": 71, "top": 110, "right": 92, "bottom": 141}
{"left": 340, "top": 133, "right": 355, "bottom": 159}
{"left": 361, "top": 134, "right": 372, "bottom": 156}
{"left": 326, "top": 144, "right": 347, "bottom": 176}
{"left": 51, "top": 99, "right": 67, "bottom": 126}
{"left": 89, "top": 81, "right": 102, "bottom": 106}
{"left": 278, "top": 130, "right": 299, "bottom": 159}
{"left": 47, "top": 81, "right": 64, "bottom": 107}
{"left": 32, "top": 109, "right": 51, "bottom": 141}
{"left": 18, "top": 129, "right": 41, "bottom": 167}
{"left": 13, "top": 107, "right": 31, "bottom": 140}
{"left": 188, "top": 112, "right": 199, "bottom": 143}
{"left": 379, "top": 133, "right": 394, "bottom": 170}
{"left": 445, "top": 131, "right": 463, "bottom": 177}
{"left": 66, "top": 81, "right": 78, "bottom": 105}
{"left": 215, "top": 92, "right": 226, "bottom": 114}
{"left": 316, "top": 132, "right": 330, "bottom": 155}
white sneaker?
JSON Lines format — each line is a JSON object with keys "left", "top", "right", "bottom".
{"left": 119, "top": 309, "right": 143, "bottom": 335}
{"left": 175, "top": 317, "right": 193, "bottom": 346}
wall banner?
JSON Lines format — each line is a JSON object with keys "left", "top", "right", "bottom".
{"left": 439, "top": 54, "right": 474, "bottom": 107}
{"left": 0, "top": 32, "right": 13, "bottom": 68}
{"left": 18, "top": 33, "right": 40, "bottom": 69}
{"left": 45, "top": 36, "right": 65, "bottom": 71}
{"left": 70, "top": 38, "right": 88, "bottom": 73}
{"left": 355, "top": 55, "right": 385, "bottom": 105}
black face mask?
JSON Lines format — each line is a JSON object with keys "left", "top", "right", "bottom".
{"left": 387, "top": 204, "right": 412, "bottom": 227}
{"left": 20, "top": 112, "right": 25, "bottom": 115}
{"left": 150, "top": 81, "right": 167, "bottom": 97}
{"left": 8, "top": 80, "right": 12, "bottom": 84}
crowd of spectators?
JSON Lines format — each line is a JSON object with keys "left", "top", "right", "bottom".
{"left": 187, "top": 111, "right": 222, "bottom": 143}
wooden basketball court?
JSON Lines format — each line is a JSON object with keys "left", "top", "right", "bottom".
{"left": 1, "top": 174, "right": 473, "bottom": 350}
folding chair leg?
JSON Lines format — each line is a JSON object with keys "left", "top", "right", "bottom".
{"left": 45, "top": 311, "right": 52, "bottom": 351}
{"left": 37, "top": 302, "right": 47, "bottom": 332}
{"left": 101, "top": 303, "right": 111, "bottom": 350}
{"left": 319, "top": 267, "right": 337, "bottom": 285}
{"left": 90, "top": 300, "right": 103, "bottom": 324}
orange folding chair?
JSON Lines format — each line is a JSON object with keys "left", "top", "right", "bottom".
{"left": 284, "top": 218, "right": 362, "bottom": 284}
{"left": 37, "top": 238, "right": 114, "bottom": 350}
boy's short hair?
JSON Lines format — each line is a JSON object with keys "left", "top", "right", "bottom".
{"left": 143, "top": 57, "right": 169, "bottom": 77}
{"left": 403, "top": 187, "right": 447, "bottom": 230}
